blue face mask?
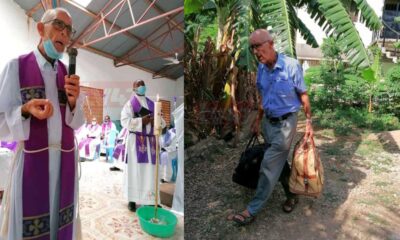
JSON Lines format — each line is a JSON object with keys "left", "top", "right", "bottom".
{"left": 43, "top": 39, "right": 63, "bottom": 60}
{"left": 135, "top": 86, "right": 146, "bottom": 95}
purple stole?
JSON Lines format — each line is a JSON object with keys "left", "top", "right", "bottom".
{"left": 112, "top": 128, "right": 128, "bottom": 161}
{"left": 101, "top": 122, "right": 111, "bottom": 134}
{"left": 102, "top": 122, "right": 112, "bottom": 145}
{"left": 19, "top": 52, "right": 75, "bottom": 240}
{"left": 78, "top": 138, "right": 93, "bottom": 156}
{"left": 0, "top": 141, "right": 17, "bottom": 152}
{"left": 130, "top": 96, "right": 157, "bottom": 164}
{"left": 78, "top": 124, "right": 99, "bottom": 156}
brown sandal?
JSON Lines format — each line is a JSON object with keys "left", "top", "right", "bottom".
{"left": 227, "top": 211, "right": 255, "bottom": 226}
{"left": 282, "top": 197, "right": 299, "bottom": 213}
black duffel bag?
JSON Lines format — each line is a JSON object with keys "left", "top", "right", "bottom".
{"left": 232, "top": 134, "right": 266, "bottom": 189}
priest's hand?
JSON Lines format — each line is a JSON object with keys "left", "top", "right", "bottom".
{"left": 65, "top": 74, "right": 80, "bottom": 110}
{"left": 21, "top": 99, "right": 54, "bottom": 120}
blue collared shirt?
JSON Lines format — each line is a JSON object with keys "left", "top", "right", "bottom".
{"left": 256, "top": 53, "right": 307, "bottom": 118}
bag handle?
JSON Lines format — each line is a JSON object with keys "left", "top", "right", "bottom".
{"left": 297, "top": 134, "right": 318, "bottom": 150}
{"left": 245, "top": 133, "right": 260, "bottom": 150}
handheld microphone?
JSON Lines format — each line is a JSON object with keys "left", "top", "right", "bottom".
{"left": 66, "top": 48, "right": 78, "bottom": 97}
{"left": 67, "top": 47, "right": 78, "bottom": 76}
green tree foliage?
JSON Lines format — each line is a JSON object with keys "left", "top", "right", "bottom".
{"left": 306, "top": 38, "right": 400, "bottom": 133}
{"left": 185, "top": 0, "right": 382, "bottom": 70}
{"left": 375, "top": 66, "right": 400, "bottom": 118}
{"left": 310, "top": 37, "right": 349, "bottom": 109}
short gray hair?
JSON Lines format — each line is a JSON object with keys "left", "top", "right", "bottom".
{"left": 40, "top": 7, "right": 72, "bottom": 22}
{"left": 250, "top": 29, "right": 274, "bottom": 42}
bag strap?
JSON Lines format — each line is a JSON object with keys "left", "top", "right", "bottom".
{"left": 310, "top": 137, "right": 316, "bottom": 151}
{"left": 309, "top": 136, "right": 321, "bottom": 171}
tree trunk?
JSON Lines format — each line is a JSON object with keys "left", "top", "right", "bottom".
{"left": 216, "top": 5, "right": 228, "bottom": 50}
{"left": 368, "top": 94, "right": 373, "bottom": 113}
{"left": 229, "top": 66, "right": 240, "bottom": 147}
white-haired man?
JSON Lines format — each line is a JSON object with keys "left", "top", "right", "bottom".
{"left": 0, "top": 8, "right": 84, "bottom": 240}
{"left": 229, "top": 29, "right": 313, "bottom": 225}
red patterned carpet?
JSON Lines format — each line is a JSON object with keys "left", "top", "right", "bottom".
{"left": 79, "top": 158, "right": 184, "bottom": 240}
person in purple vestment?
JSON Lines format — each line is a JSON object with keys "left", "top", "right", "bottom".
{"left": 78, "top": 117, "right": 101, "bottom": 161}
{"left": 101, "top": 115, "right": 116, "bottom": 138}
{"left": 0, "top": 8, "right": 84, "bottom": 240}
{"left": 121, "top": 80, "right": 166, "bottom": 212}
{"left": 110, "top": 127, "right": 128, "bottom": 171}
{"left": 100, "top": 115, "right": 117, "bottom": 161}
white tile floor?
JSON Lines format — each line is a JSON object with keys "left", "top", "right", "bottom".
{"left": 0, "top": 156, "right": 184, "bottom": 240}
{"left": 79, "top": 157, "right": 184, "bottom": 240}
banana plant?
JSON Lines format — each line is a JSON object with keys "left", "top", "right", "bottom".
{"left": 361, "top": 45, "right": 383, "bottom": 112}
{"left": 185, "top": 0, "right": 382, "bottom": 69}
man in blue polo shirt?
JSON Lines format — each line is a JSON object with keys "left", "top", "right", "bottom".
{"left": 230, "top": 29, "right": 314, "bottom": 225}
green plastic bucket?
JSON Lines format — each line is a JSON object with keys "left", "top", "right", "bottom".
{"left": 136, "top": 206, "right": 178, "bottom": 238}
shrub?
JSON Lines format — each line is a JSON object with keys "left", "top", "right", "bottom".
{"left": 314, "top": 108, "right": 400, "bottom": 135}
{"left": 386, "top": 66, "right": 400, "bottom": 83}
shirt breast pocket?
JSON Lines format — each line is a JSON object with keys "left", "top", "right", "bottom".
{"left": 274, "top": 78, "right": 293, "bottom": 97}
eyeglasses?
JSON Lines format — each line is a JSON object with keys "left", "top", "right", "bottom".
{"left": 43, "top": 19, "right": 76, "bottom": 37}
{"left": 249, "top": 40, "right": 269, "bottom": 52}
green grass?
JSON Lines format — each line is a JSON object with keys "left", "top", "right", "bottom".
{"left": 319, "top": 129, "right": 335, "bottom": 138}
{"left": 375, "top": 191, "right": 398, "bottom": 207}
{"left": 366, "top": 163, "right": 389, "bottom": 174}
{"left": 382, "top": 61, "right": 397, "bottom": 77}
{"left": 352, "top": 138, "right": 398, "bottom": 174}
{"left": 362, "top": 191, "right": 398, "bottom": 208}
{"left": 355, "top": 139, "right": 384, "bottom": 157}
{"left": 367, "top": 213, "right": 388, "bottom": 225}
{"left": 358, "top": 199, "right": 375, "bottom": 206}
{"left": 374, "top": 181, "right": 392, "bottom": 187}
{"left": 325, "top": 145, "right": 345, "bottom": 155}
{"left": 313, "top": 108, "right": 400, "bottom": 136}
{"left": 364, "top": 155, "right": 394, "bottom": 174}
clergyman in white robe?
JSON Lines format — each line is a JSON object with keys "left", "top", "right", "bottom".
{"left": 121, "top": 92, "right": 165, "bottom": 207}
{"left": 0, "top": 49, "right": 84, "bottom": 239}
{"left": 78, "top": 121, "right": 101, "bottom": 161}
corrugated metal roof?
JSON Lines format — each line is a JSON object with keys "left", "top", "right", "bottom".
{"left": 15, "top": 0, "right": 183, "bottom": 80}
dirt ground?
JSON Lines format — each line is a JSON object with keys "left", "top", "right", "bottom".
{"left": 185, "top": 121, "right": 400, "bottom": 240}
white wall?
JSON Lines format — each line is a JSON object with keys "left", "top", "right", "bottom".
{"left": 0, "top": 0, "right": 183, "bottom": 121}
{"left": 297, "top": 0, "right": 384, "bottom": 47}
{"left": 175, "top": 76, "right": 184, "bottom": 108}
{"left": 75, "top": 49, "right": 182, "bottom": 120}
{"left": 0, "top": 1, "right": 40, "bottom": 67}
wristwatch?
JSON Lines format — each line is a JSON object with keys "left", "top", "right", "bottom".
{"left": 22, "top": 111, "right": 31, "bottom": 120}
